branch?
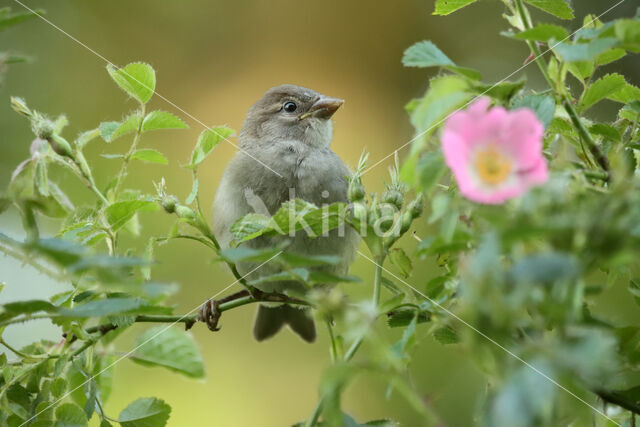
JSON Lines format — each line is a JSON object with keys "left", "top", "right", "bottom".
{"left": 62, "top": 290, "right": 310, "bottom": 342}
{"left": 596, "top": 390, "right": 640, "bottom": 416}
{"left": 513, "top": 0, "right": 610, "bottom": 175}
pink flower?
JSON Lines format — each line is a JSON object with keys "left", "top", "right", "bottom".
{"left": 441, "top": 97, "right": 548, "bottom": 205}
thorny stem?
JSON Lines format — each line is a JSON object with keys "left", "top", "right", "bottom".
{"left": 513, "top": 0, "right": 610, "bottom": 175}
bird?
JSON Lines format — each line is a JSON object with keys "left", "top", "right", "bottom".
{"left": 208, "top": 84, "right": 359, "bottom": 342}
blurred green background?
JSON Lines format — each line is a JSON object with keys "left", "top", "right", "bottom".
{"left": 1, "top": 0, "right": 639, "bottom": 425}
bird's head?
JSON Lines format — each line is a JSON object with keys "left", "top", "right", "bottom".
{"left": 239, "top": 84, "right": 343, "bottom": 149}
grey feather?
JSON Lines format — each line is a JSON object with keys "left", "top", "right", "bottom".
{"left": 213, "top": 84, "right": 360, "bottom": 342}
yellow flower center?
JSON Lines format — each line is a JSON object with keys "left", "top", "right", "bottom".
{"left": 473, "top": 146, "right": 513, "bottom": 185}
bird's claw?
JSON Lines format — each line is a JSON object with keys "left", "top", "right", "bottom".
{"left": 199, "top": 299, "right": 222, "bottom": 332}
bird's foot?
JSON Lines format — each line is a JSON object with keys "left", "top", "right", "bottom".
{"left": 198, "top": 299, "right": 222, "bottom": 332}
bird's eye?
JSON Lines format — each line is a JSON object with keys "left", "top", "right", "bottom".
{"left": 283, "top": 101, "right": 297, "bottom": 113}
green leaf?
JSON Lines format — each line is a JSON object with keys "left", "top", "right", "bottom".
{"left": 554, "top": 38, "right": 619, "bottom": 62}
{"left": 106, "top": 62, "right": 156, "bottom": 104}
{"left": 597, "top": 48, "right": 626, "bottom": 65}
{"left": 141, "top": 110, "right": 188, "bottom": 132}
{"left": 188, "top": 127, "right": 234, "bottom": 168}
{"left": 99, "top": 121, "right": 119, "bottom": 142}
{"left": 615, "top": 19, "right": 640, "bottom": 53}
{"left": 415, "top": 151, "right": 446, "bottom": 193}
{"left": 108, "top": 114, "right": 142, "bottom": 142}
{"left": 589, "top": 123, "right": 621, "bottom": 143}
{"left": 608, "top": 83, "right": 640, "bottom": 104}
{"left": 472, "top": 79, "right": 526, "bottom": 103}
{"left": 389, "top": 248, "right": 412, "bottom": 278}
{"left": 433, "top": 325, "right": 459, "bottom": 344}
{"left": 54, "top": 402, "right": 88, "bottom": 427}
{"left": 118, "top": 397, "right": 171, "bottom": 427}
{"left": 433, "top": 0, "right": 477, "bottom": 15}
{"left": 514, "top": 24, "right": 568, "bottom": 42}
{"left": 219, "top": 246, "right": 282, "bottom": 264}
{"left": 580, "top": 73, "right": 626, "bottom": 111}
{"left": 523, "top": 0, "right": 574, "bottom": 20}
{"left": 512, "top": 94, "right": 555, "bottom": 128}
{"left": 60, "top": 298, "right": 148, "bottom": 317}
{"left": 231, "top": 200, "right": 347, "bottom": 243}
{"left": 0, "top": 300, "right": 58, "bottom": 323}
{"left": 402, "top": 40, "right": 453, "bottom": 68}
{"left": 105, "top": 200, "right": 158, "bottom": 232}
{"left": 0, "top": 8, "right": 43, "bottom": 32}
{"left": 630, "top": 279, "right": 640, "bottom": 306}
{"left": 131, "top": 149, "right": 168, "bottom": 165}
{"left": 402, "top": 40, "right": 480, "bottom": 80}
{"left": 75, "top": 128, "right": 100, "bottom": 148}
{"left": 50, "top": 377, "right": 67, "bottom": 399}
{"left": 132, "top": 326, "right": 204, "bottom": 378}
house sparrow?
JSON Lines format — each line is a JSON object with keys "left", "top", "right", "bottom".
{"left": 209, "top": 84, "right": 359, "bottom": 342}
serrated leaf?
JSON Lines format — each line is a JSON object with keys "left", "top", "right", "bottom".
{"left": 554, "top": 38, "right": 619, "bottom": 62}
{"left": 514, "top": 24, "right": 568, "bottom": 42}
{"left": 99, "top": 122, "right": 119, "bottom": 142}
{"left": 433, "top": 325, "right": 459, "bottom": 344}
{"left": 580, "top": 73, "right": 626, "bottom": 111}
{"left": 415, "top": 151, "right": 446, "bottom": 193}
{"left": 131, "top": 327, "right": 204, "bottom": 378}
{"left": 402, "top": 40, "right": 480, "bottom": 80}
{"left": 141, "top": 110, "right": 188, "bottom": 132}
{"left": 105, "top": 200, "right": 158, "bottom": 232}
{"left": 60, "top": 298, "right": 148, "bottom": 317}
{"left": 119, "top": 397, "right": 171, "bottom": 427}
{"left": 75, "top": 128, "right": 100, "bottom": 148}
{"left": 131, "top": 149, "right": 168, "bottom": 165}
{"left": 524, "top": 0, "right": 574, "bottom": 20}
{"left": 472, "top": 79, "right": 526, "bottom": 102}
{"left": 188, "top": 127, "right": 234, "bottom": 168}
{"left": 608, "top": 83, "right": 640, "bottom": 104}
{"left": 389, "top": 248, "right": 412, "bottom": 278}
{"left": 0, "top": 8, "right": 43, "bottom": 31}
{"left": 54, "top": 402, "right": 87, "bottom": 427}
{"left": 512, "top": 94, "right": 555, "bottom": 128}
{"left": 0, "top": 300, "right": 58, "bottom": 323}
{"left": 107, "top": 62, "right": 156, "bottom": 104}
{"left": 50, "top": 377, "right": 67, "bottom": 399}
{"left": 589, "top": 123, "right": 621, "bottom": 142}
{"left": 108, "top": 114, "right": 142, "bottom": 142}
{"left": 231, "top": 200, "right": 347, "bottom": 243}
{"left": 615, "top": 18, "right": 640, "bottom": 53}
{"left": 433, "top": 0, "right": 477, "bottom": 15}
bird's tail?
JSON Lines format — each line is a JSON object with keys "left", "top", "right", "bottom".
{"left": 253, "top": 305, "right": 316, "bottom": 343}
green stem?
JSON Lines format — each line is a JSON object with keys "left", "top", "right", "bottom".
{"left": 325, "top": 319, "right": 339, "bottom": 363}
{"left": 0, "top": 338, "right": 47, "bottom": 360}
{"left": 513, "top": 0, "right": 610, "bottom": 175}
{"left": 306, "top": 256, "right": 385, "bottom": 427}
{"left": 113, "top": 104, "right": 146, "bottom": 199}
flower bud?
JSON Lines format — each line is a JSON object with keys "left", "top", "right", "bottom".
{"left": 399, "top": 210, "right": 413, "bottom": 235}
{"left": 407, "top": 193, "right": 424, "bottom": 219}
{"left": 175, "top": 205, "right": 195, "bottom": 220}
{"left": 48, "top": 134, "right": 73, "bottom": 158}
{"left": 161, "top": 195, "right": 179, "bottom": 214}
{"left": 381, "top": 189, "right": 403, "bottom": 210}
{"left": 11, "top": 97, "right": 32, "bottom": 118}
{"left": 348, "top": 179, "right": 366, "bottom": 202}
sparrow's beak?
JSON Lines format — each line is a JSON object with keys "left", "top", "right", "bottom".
{"left": 299, "top": 97, "right": 344, "bottom": 120}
